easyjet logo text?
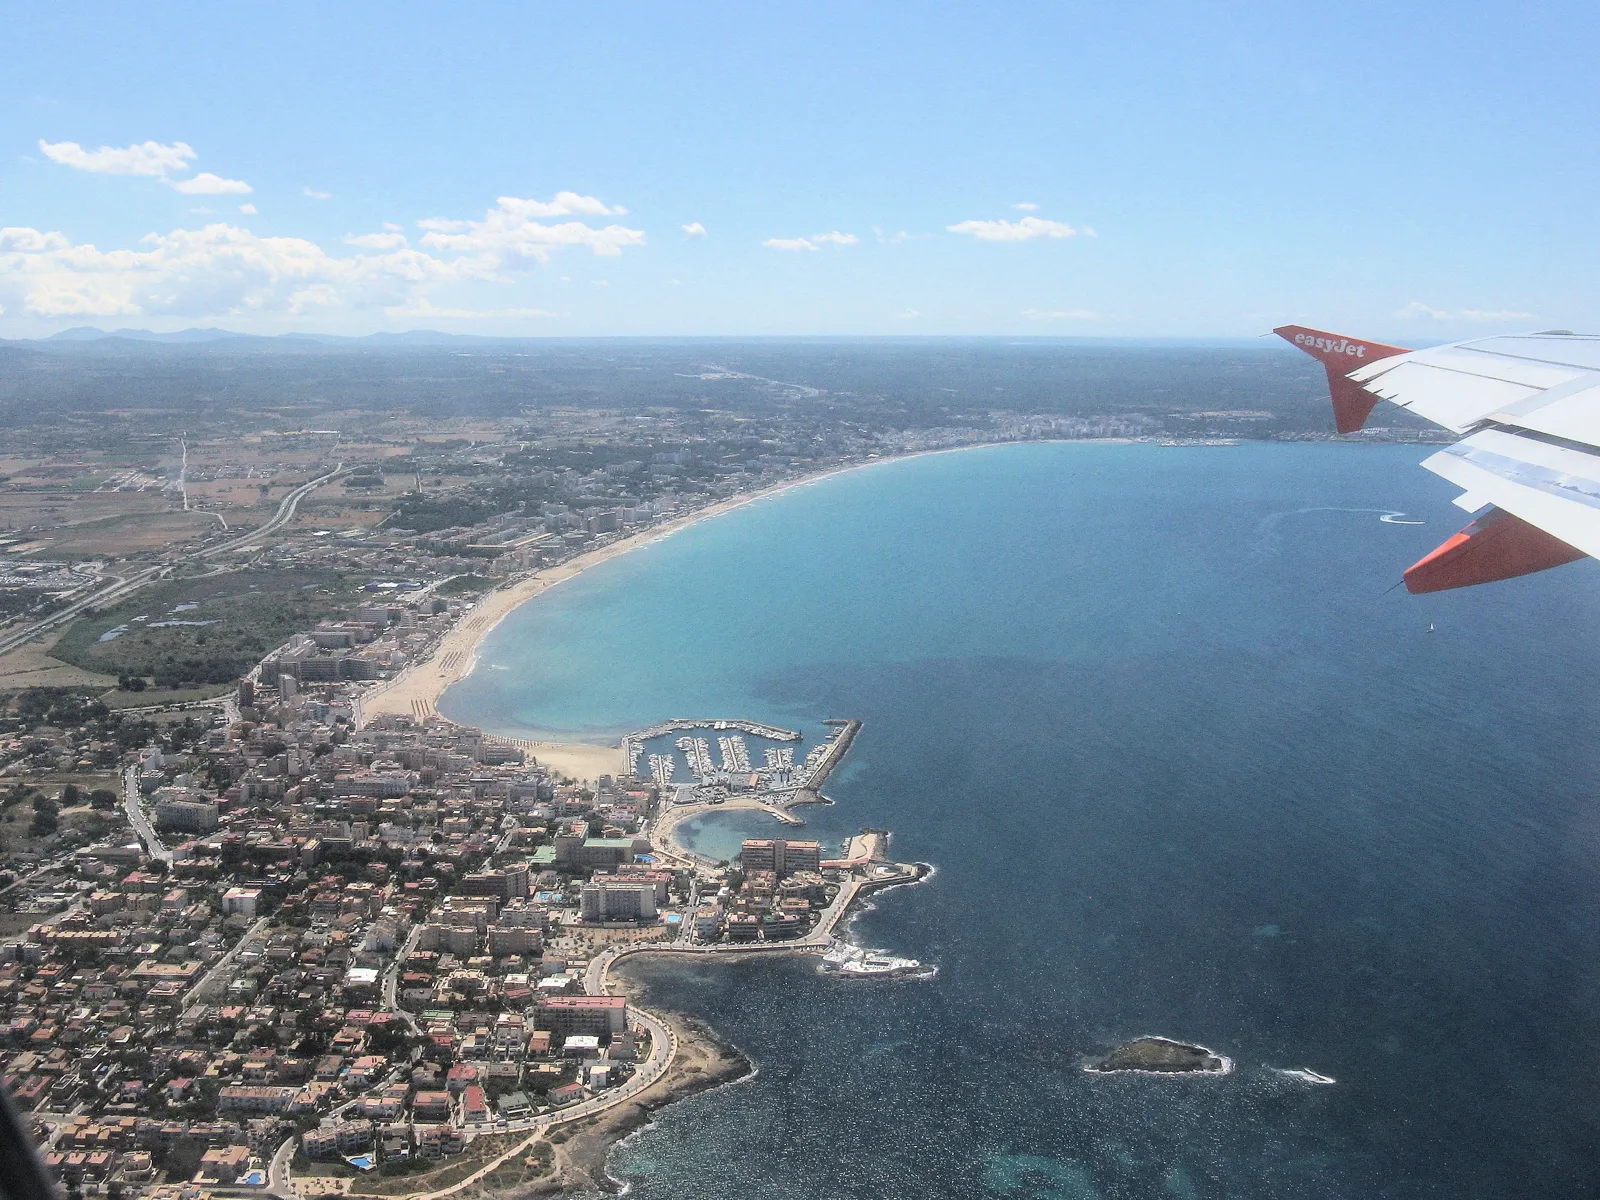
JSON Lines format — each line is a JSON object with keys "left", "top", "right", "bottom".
{"left": 1294, "top": 333, "right": 1366, "bottom": 359}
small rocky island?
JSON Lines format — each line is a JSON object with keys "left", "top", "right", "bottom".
{"left": 1086, "top": 1036, "right": 1233, "bottom": 1075}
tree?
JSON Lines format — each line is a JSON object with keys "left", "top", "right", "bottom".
{"left": 59, "top": 784, "right": 81, "bottom": 808}
{"left": 88, "top": 789, "right": 119, "bottom": 810}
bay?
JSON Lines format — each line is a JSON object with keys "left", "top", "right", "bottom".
{"left": 443, "top": 442, "right": 1600, "bottom": 1198}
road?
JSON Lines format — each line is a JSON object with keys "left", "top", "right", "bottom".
{"left": 374, "top": 1003, "right": 678, "bottom": 1200}
{"left": 121, "top": 765, "right": 171, "bottom": 863}
{"left": 382, "top": 925, "right": 425, "bottom": 1034}
{"left": 267, "top": 1135, "right": 297, "bottom": 1198}
{"left": 194, "top": 462, "right": 347, "bottom": 560}
{"left": 0, "top": 566, "right": 165, "bottom": 658}
{"left": 0, "top": 462, "right": 349, "bottom": 660}
{"left": 181, "top": 916, "right": 270, "bottom": 1012}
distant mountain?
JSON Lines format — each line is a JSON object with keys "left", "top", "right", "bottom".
{"left": 35, "top": 326, "right": 521, "bottom": 347}
{"left": 45, "top": 326, "right": 258, "bottom": 344}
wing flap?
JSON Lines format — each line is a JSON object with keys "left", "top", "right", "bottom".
{"left": 1274, "top": 321, "right": 1600, "bottom": 590}
{"left": 1421, "top": 429, "right": 1600, "bottom": 560}
{"left": 1403, "top": 508, "right": 1586, "bottom": 594}
{"left": 1359, "top": 360, "right": 1545, "bottom": 433}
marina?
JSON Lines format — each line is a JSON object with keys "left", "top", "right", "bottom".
{"left": 621, "top": 717, "right": 802, "bottom": 779}
{"left": 624, "top": 717, "right": 860, "bottom": 820}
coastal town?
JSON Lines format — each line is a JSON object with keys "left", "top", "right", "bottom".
{"left": 0, "top": 403, "right": 941, "bottom": 1199}
{"left": 0, "top": 342, "right": 1415, "bottom": 1198}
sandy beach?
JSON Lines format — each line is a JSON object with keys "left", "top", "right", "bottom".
{"left": 357, "top": 446, "right": 1002, "bottom": 781}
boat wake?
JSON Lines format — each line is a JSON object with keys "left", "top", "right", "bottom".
{"left": 1273, "top": 1066, "right": 1337, "bottom": 1085}
{"left": 1255, "top": 507, "right": 1425, "bottom": 554}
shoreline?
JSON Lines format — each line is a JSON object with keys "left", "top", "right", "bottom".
{"left": 350, "top": 451, "right": 969, "bottom": 1196}
{"left": 356, "top": 439, "right": 1036, "bottom": 780}
{"left": 533, "top": 966, "right": 754, "bottom": 1197}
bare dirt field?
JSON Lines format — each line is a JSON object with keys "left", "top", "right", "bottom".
{"left": 49, "top": 510, "right": 225, "bottom": 556}
{"left": 0, "top": 630, "right": 118, "bottom": 690}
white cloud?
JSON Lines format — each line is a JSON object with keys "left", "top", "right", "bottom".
{"left": 40, "top": 139, "right": 254, "bottom": 197}
{"left": 1398, "top": 301, "right": 1533, "bottom": 322}
{"left": 417, "top": 194, "right": 646, "bottom": 263}
{"left": 384, "top": 297, "right": 555, "bottom": 320}
{"left": 1012, "top": 202, "right": 1039, "bottom": 211}
{"left": 238, "top": 204, "right": 257, "bottom": 215}
{"left": 38, "top": 139, "right": 195, "bottom": 176}
{"left": 303, "top": 186, "right": 332, "bottom": 200}
{"left": 383, "top": 222, "right": 403, "bottom": 232}
{"left": 682, "top": 222, "right": 708, "bottom": 239}
{"left": 0, "top": 190, "right": 643, "bottom": 324}
{"left": 896, "top": 308, "right": 921, "bottom": 320}
{"left": 169, "top": 172, "right": 252, "bottom": 195}
{"left": 345, "top": 232, "right": 409, "bottom": 250}
{"left": 764, "top": 231, "right": 858, "bottom": 251}
{"left": 482, "top": 191, "right": 624, "bottom": 218}
{"left": 1024, "top": 308, "right": 1100, "bottom": 320}
{"left": 948, "top": 216, "right": 1079, "bottom": 242}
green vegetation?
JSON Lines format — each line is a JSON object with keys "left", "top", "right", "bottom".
{"left": 53, "top": 569, "right": 363, "bottom": 688}
{"left": 391, "top": 494, "right": 497, "bottom": 533}
{"left": 435, "top": 574, "right": 488, "bottom": 596}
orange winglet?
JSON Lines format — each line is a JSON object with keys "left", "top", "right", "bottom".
{"left": 1273, "top": 325, "right": 1411, "bottom": 433}
{"left": 1403, "top": 507, "right": 1586, "bottom": 594}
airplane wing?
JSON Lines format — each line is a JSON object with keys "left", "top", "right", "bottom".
{"left": 1275, "top": 324, "right": 1600, "bottom": 593}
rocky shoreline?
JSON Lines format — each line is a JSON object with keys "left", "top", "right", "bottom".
{"left": 1084, "top": 1036, "right": 1233, "bottom": 1076}
{"left": 510, "top": 969, "right": 754, "bottom": 1198}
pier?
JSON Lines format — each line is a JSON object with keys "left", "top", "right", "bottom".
{"left": 796, "top": 717, "right": 861, "bottom": 796}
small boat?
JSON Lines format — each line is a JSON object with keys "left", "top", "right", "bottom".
{"left": 819, "top": 941, "right": 935, "bottom": 980}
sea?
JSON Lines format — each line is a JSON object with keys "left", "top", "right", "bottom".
{"left": 441, "top": 441, "right": 1600, "bottom": 1199}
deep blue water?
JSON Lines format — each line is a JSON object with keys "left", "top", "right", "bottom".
{"left": 443, "top": 443, "right": 1600, "bottom": 1198}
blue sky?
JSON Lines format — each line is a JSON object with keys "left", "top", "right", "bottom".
{"left": 2, "top": 0, "right": 1595, "bottom": 338}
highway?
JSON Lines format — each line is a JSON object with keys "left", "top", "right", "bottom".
{"left": 0, "top": 462, "right": 348, "bottom": 660}
{"left": 194, "top": 462, "right": 347, "bottom": 560}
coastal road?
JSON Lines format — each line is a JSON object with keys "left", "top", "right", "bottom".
{"left": 365, "top": 1005, "right": 678, "bottom": 1200}
{"left": 121, "top": 765, "right": 171, "bottom": 863}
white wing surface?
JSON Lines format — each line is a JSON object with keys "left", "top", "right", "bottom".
{"left": 1275, "top": 325, "right": 1600, "bottom": 592}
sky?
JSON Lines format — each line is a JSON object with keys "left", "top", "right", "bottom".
{"left": 1, "top": 0, "right": 1596, "bottom": 339}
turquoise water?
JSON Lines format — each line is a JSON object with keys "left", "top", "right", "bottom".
{"left": 443, "top": 442, "right": 1600, "bottom": 1197}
